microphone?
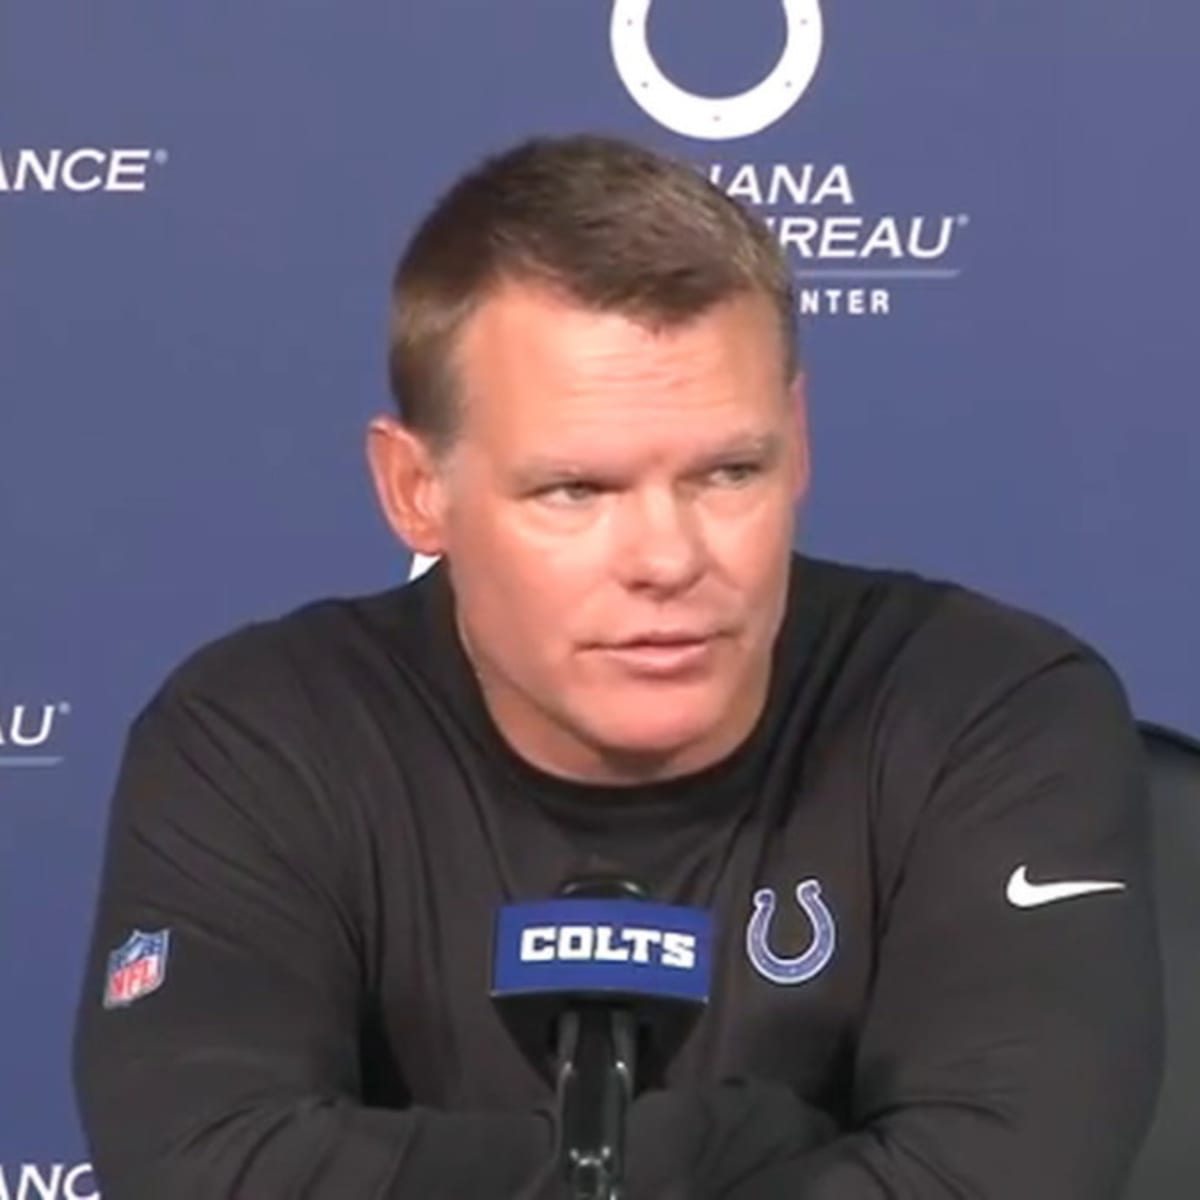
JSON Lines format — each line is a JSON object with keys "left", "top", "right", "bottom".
{"left": 490, "top": 876, "right": 714, "bottom": 1200}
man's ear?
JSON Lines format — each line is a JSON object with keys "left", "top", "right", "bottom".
{"left": 788, "top": 371, "right": 812, "bottom": 504}
{"left": 365, "top": 415, "right": 449, "bottom": 556}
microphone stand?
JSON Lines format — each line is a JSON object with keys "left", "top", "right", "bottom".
{"left": 555, "top": 1002, "right": 637, "bottom": 1200}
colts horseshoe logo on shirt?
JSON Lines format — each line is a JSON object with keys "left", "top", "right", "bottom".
{"left": 745, "top": 878, "right": 837, "bottom": 985}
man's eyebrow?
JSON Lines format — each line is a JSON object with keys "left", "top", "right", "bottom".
{"left": 686, "top": 432, "right": 786, "bottom": 470}
{"left": 705, "top": 432, "right": 783, "bottom": 461}
{"left": 509, "top": 457, "right": 592, "bottom": 488}
{"left": 509, "top": 433, "right": 784, "bottom": 488}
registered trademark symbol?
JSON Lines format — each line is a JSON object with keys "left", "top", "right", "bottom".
{"left": 154, "top": 149, "right": 169, "bottom": 166}
{"left": 58, "top": 702, "right": 72, "bottom": 715}
{"left": 957, "top": 214, "right": 970, "bottom": 226}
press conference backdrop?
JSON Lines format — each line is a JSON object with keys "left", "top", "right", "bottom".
{"left": 1, "top": 1, "right": 1197, "bottom": 1193}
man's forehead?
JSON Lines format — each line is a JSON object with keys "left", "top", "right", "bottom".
{"left": 449, "top": 281, "right": 796, "bottom": 456}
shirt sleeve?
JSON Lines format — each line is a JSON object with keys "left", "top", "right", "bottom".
{"left": 727, "top": 652, "right": 1165, "bottom": 1200}
{"left": 72, "top": 676, "right": 554, "bottom": 1200}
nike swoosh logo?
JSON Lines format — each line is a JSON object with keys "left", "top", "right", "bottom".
{"left": 1006, "top": 865, "right": 1126, "bottom": 908}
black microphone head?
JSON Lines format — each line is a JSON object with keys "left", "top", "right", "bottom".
{"left": 557, "top": 875, "right": 648, "bottom": 901}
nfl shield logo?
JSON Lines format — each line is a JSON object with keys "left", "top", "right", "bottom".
{"left": 103, "top": 929, "right": 171, "bottom": 1009}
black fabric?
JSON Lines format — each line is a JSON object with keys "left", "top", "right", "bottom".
{"left": 72, "top": 552, "right": 1164, "bottom": 1198}
{"left": 1124, "top": 726, "right": 1200, "bottom": 1199}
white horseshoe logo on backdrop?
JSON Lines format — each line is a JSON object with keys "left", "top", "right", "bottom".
{"left": 610, "top": 0, "right": 824, "bottom": 141}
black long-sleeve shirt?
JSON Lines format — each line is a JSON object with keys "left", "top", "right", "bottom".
{"left": 73, "top": 552, "right": 1164, "bottom": 1197}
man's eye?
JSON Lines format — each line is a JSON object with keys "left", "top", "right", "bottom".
{"left": 541, "top": 481, "right": 602, "bottom": 504}
{"left": 707, "top": 462, "right": 762, "bottom": 487}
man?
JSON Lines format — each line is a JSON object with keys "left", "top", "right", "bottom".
{"left": 73, "top": 133, "right": 1163, "bottom": 1198}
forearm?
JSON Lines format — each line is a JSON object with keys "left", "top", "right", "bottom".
{"left": 82, "top": 1089, "right": 553, "bottom": 1200}
{"left": 721, "top": 1103, "right": 1153, "bottom": 1200}
{"left": 713, "top": 960, "right": 1160, "bottom": 1200}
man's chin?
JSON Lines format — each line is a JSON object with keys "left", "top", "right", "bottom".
{"left": 580, "top": 711, "right": 728, "bottom": 780}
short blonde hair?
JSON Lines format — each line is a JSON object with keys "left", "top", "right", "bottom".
{"left": 387, "top": 133, "right": 798, "bottom": 456}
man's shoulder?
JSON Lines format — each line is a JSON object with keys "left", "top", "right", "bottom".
{"left": 798, "top": 552, "right": 1114, "bottom": 704}
{"left": 144, "top": 574, "right": 434, "bottom": 720}
{"left": 909, "top": 572, "right": 1101, "bottom": 687}
{"left": 798, "top": 557, "right": 1136, "bottom": 835}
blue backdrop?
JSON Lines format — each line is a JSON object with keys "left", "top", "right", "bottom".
{"left": 2, "top": 2, "right": 1197, "bottom": 1193}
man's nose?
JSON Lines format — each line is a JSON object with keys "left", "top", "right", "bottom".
{"left": 614, "top": 487, "right": 707, "bottom": 591}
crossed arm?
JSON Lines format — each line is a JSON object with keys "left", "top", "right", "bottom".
{"left": 73, "top": 655, "right": 1162, "bottom": 1198}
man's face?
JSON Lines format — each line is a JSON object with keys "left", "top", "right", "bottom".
{"left": 429, "top": 281, "right": 808, "bottom": 781}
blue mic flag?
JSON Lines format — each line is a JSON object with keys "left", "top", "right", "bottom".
{"left": 491, "top": 898, "right": 714, "bottom": 1004}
